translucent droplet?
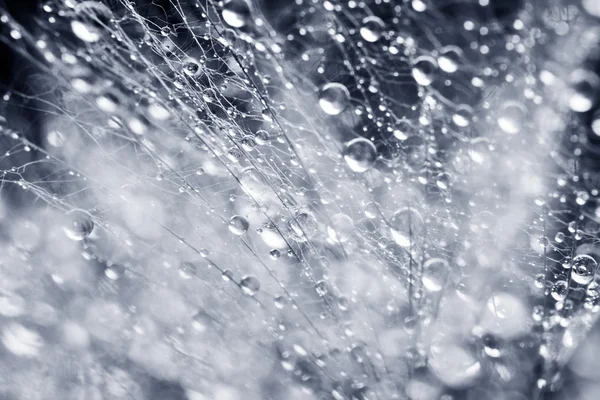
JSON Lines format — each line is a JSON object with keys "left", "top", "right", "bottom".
{"left": 327, "top": 213, "right": 354, "bottom": 243}
{"left": 222, "top": 0, "right": 251, "bottom": 28}
{"left": 583, "top": 0, "right": 600, "bottom": 18}
{"left": 412, "top": 56, "right": 437, "bottom": 86}
{"left": 63, "top": 209, "right": 94, "bottom": 241}
{"left": 452, "top": 105, "right": 472, "bottom": 127}
{"left": 270, "top": 249, "right": 281, "bottom": 260}
{"left": 571, "top": 255, "right": 597, "bottom": 285}
{"left": 389, "top": 207, "right": 425, "bottom": 248}
{"left": 228, "top": 215, "right": 249, "bottom": 235}
{"left": 343, "top": 138, "right": 377, "bottom": 173}
{"left": 1, "top": 323, "right": 43, "bottom": 357}
{"left": 183, "top": 59, "right": 200, "bottom": 77}
{"left": 319, "top": 82, "right": 350, "bottom": 116}
{"left": 497, "top": 101, "right": 526, "bottom": 134}
{"left": 191, "top": 311, "right": 212, "bottom": 332}
{"left": 71, "top": 1, "right": 113, "bottom": 43}
{"left": 240, "top": 275, "right": 260, "bottom": 296}
{"left": 569, "top": 69, "right": 599, "bottom": 113}
{"left": 360, "top": 16, "right": 385, "bottom": 43}
{"left": 179, "top": 262, "right": 197, "bottom": 279}
{"left": 438, "top": 46, "right": 462, "bottom": 74}
{"left": 551, "top": 280, "right": 568, "bottom": 301}
{"left": 422, "top": 258, "right": 449, "bottom": 292}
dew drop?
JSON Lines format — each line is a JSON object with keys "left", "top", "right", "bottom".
{"left": 569, "top": 69, "right": 600, "bottom": 113}
{"left": 571, "top": 254, "right": 597, "bottom": 285}
{"left": 228, "top": 215, "right": 249, "bottom": 235}
{"left": 360, "top": 16, "right": 385, "bottom": 43}
{"left": 412, "top": 56, "right": 437, "bottom": 86}
{"left": 222, "top": 0, "right": 251, "bottom": 28}
{"left": 63, "top": 209, "right": 94, "bottom": 241}
{"left": 240, "top": 275, "right": 260, "bottom": 296}
{"left": 421, "top": 258, "right": 449, "bottom": 292}
{"left": 497, "top": 101, "right": 526, "bottom": 134}
{"left": 389, "top": 207, "right": 425, "bottom": 248}
{"left": 343, "top": 138, "right": 377, "bottom": 173}
{"left": 327, "top": 213, "right": 355, "bottom": 243}
{"left": 319, "top": 83, "right": 350, "bottom": 115}
{"left": 551, "top": 280, "right": 568, "bottom": 301}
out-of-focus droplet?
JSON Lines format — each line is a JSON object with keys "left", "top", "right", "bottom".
{"left": 429, "top": 342, "right": 481, "bottom": 387}
{"left": 319, "top": 83, "right": 350, "bottom": 115}
{"left": 551, "top": 280, "right": 568, "bottom": 301}
{"left": 71, "top": 1, "right": 113, "bottom": 43}
{"left": 569, "top": 69, "right": 599, "bottom": 113}
{"left": 1, "top": 323, "right": 44, "bottom": 357}
{"left": 63, "top": 209, "right": 94, "bottom": 241}
{"left": 343, "top": 138, "right": 377, "bottom": 173}
{"left": 497, "top": 101, "right": 526, "bottom": 134}
{"left": 583, "top": 0, "right": 600, "bottom": 17}
{"left": 438, "top": 46, "right": 462, "bottom": 74}
{"left": 327, "top": 213, "right": 354, "bottom": 243}
{"left": 571, "top": 255, "right": 597, "bottom": 285}
{"left": 222, "top": 0, "right": 251, "bottom": 28}
{"left": 389, "top": 207, "right": 425, "bottom": 248}
{"left": 229, "top": 215, "right": 249, "bottom": 235}
{"left": 360, "top": 16, "right": 385, "bottom": 43}
{"left": 412, "top": 56, "right": 437, "bottom": 86}
{"left": 240, "top": 275, "right": 260, "bottom": 296}
{"left": 422, "top": 258, "right": 449, "bottom": 292}
{"left": 179, "top": 261, "right": 197, "bottom": 279}
{"left": 452, "top": 105, "right": 473, "bottom": 127}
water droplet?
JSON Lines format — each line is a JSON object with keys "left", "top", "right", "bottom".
{"left": 412, "top": 56, "right": 437, "bottom": 86}
{"left": 327, "top": 213, "right": 354, "bottom": 243}
{"left": 228, "top": 215, "right": 249, "bottom": 235}
{"left": 422, "top": 258, "right": 449, "bottom": 292}
{"left": 319, "top": 83, "right": 350, "bottom": 115}
{"left": 222, "top": 0, "right": 251, "bottom": 28}
{"left": 569, "top": 69, "right": 599, "bottom": 113}
{"left": 497, "top": 101, "right": 526, "bottom": 134}
{"left": 191, "top": 311, "right": 212, "bottom": 332}
{"left": 240, "top": 275, "right": 260, "bottom": 296}
{"left": 571, "top": 255, "right": 597, "bottom": 285}
{"left": 360, "top": 16, "right": 385, "bottom": 43}
{"left": 183, "top": 59, "right": 200, "bottom": 77}
{"left": 1, "top": 323, "right": 44, "bottom": 357}
{"left": 63, "top": 209, "right": 94, "bottom": 241}
{"left": 71, "top": 1, "right": 113, "bottom": 43}
{"left": 438, "top": 46, "right": 462, "bottom": 74}
{"left": 389, "top": 207, "right": 425, "bottom": 248}
{"left": 551, "top": 280, "right": 568, "bottom": 301}
{"left": 179, "top": 261, "right": 197, "bottom": 279}
{"left": 343, "top": 138, "right": 377, "bottom": 173}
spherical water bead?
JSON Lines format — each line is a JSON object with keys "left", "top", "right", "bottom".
{"left": 343, "top": 138, "right": 377, "bottom": 173}
{"left": 421, "top": 258, "right": 449, "bottom": 292}
{"left": 569, "top": 69, "right": 600, "bottom": 112}
{"left": 183, "top": 59, "right": 201, "bottom": 77}
{"left": 63, "top": 209, "right": 94, "bottom": 241}
{"left": 438, "top": 46, "right": 462, "bottom": 74}
{"left": 179, "top": 262, "right": 197, "bottom": 279}
{"left": 240, "top": 275, "right": 260, "bottom": 296}
{"left": 289, "top": 212, "right": 318, "bottom": 242}
{"left": 571, "top": 255, "right": 597, "bottom": 285}
{"left": 364, "top": 201, "right": 379, "bottom": 219}
{"left": 480, "top": 292, "right": 529, "bottom": 339}
{"left": 191, "top": 311, "right": 212, "bottom": 333}
{"left": 592, "top": 110, "right": 600, "bottom": 136}
{"left": 1, "top": 323, "right": 44, "bottom": 357}
{"left": 228, "top": 215, "right": 249, "bottom": 235}
{"left": 452, "top": 105, "right": 473, "bottom": 127}
{"left": 497, "top": 101, "right": 526, "bottom": 134}
{"left": 482, "top": 334, "right": 502, "bottom": 358}
{"left": 429, "top": 342, "right": 481, "bottom": 388}
{"left": 318, "top": 83, "right": 350, "bottom": 115}
{"left": 411, "top": 56, "right": 438, "bottom": 86}
{"left": 551, "top": 280, "right": 568, "bottom": 301}
{"left": 327, "top": 213, "right": 355, "bottom": 243}
{"left": 359, "top": 16, "right": 385, "bottom": 43}
{"left": 583, "top": 0, "right": 600, "bottom": 18}
{"left": 71, "top": 1, "right": 113, "bottom": 43}
{"left": 389, "top": 207, "right": 425, "bottom": 248}
{"left": 222, "top": 0, "right": 251, "bottom": 28}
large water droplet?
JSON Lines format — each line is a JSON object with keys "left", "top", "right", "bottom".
{"left": 569, "top": 69, "right": 600, "bottom": 113}
{"left": 327, "top": 213, "right": 354, "bottom": 243}
{"left": 497, "top": 101, "right": 526, "bottom": 134}
{"left": 63, "top": 209, "right": 94, "bottom": 241}
{"left": 389, "top": 207, "right": 425, "bottom": 248}
{"left": 229, "top": 215, "right": 249, "bottom": 235}
{"left": 412, "top": 56, "right": 437, "bottom": 86}
{"left": 360, "top": 16, "right": 385, "bottom": 43}
{"left": 343, "top": 138, "right": 377, "bottom": 173}
{"left": 572, "top": 255, "right": 597, "bottom": 285}
{"left": 422, "top": 258, "right": 449, "bottom": 292}
{"left": 319, "top": 83, "right": 350, "bottom": 115}
{"left": 71, "top": 1, "right": 113, "bottom": 43}
{"left": 222, "top": 0, "right": 251, "bottom": 28}
{"left": 240, "top": 275, "right": 260, "bottom": 296}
